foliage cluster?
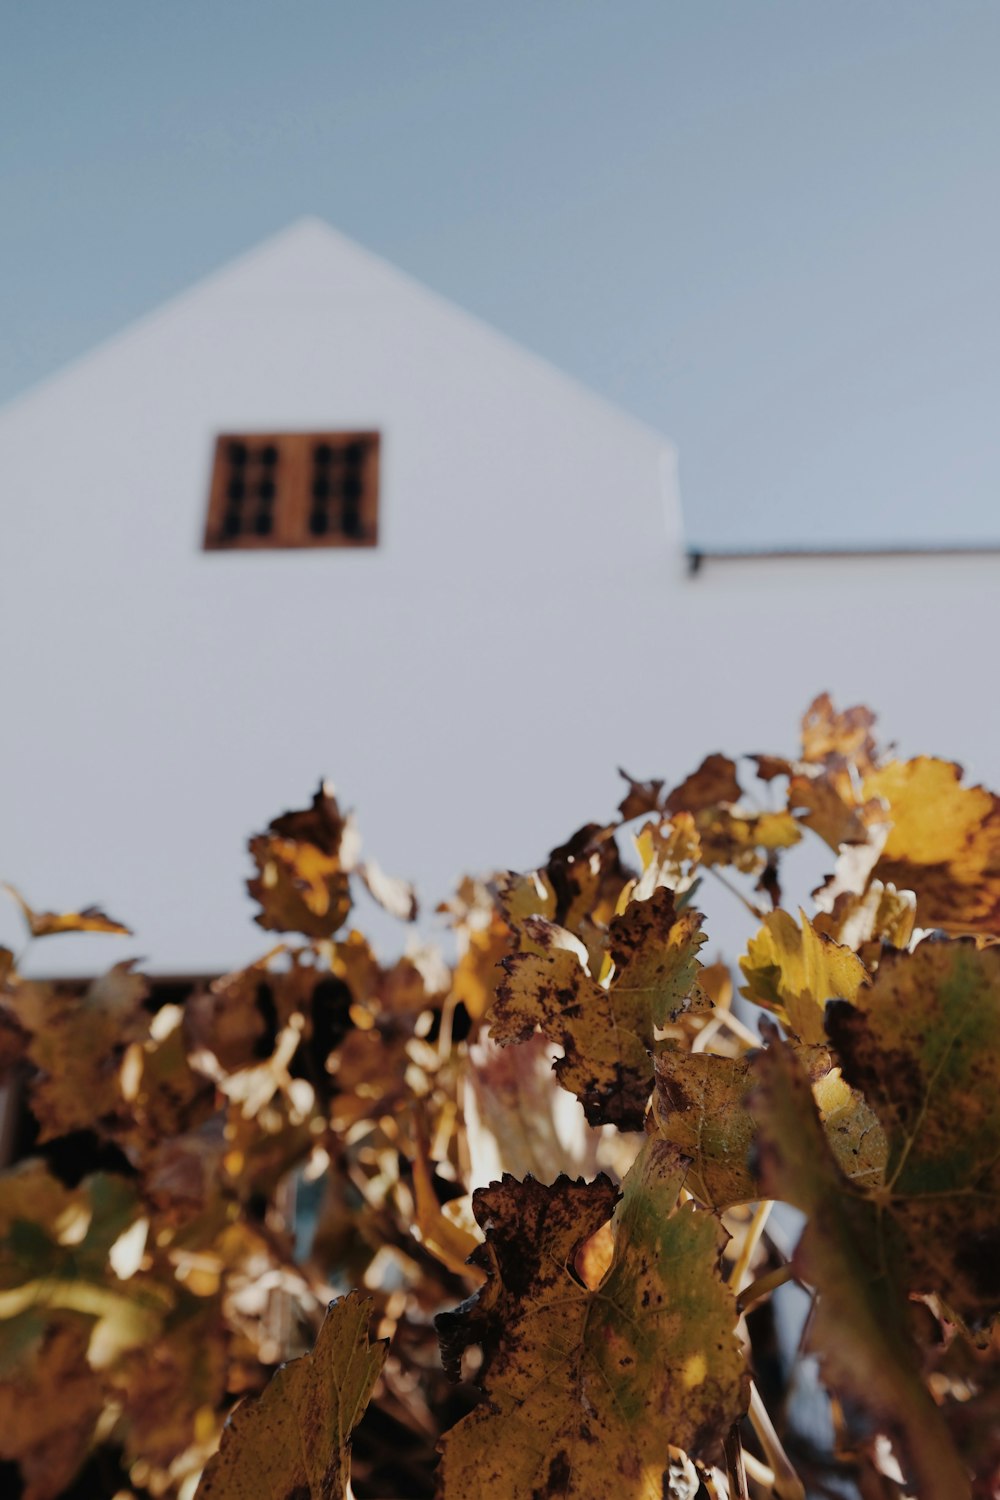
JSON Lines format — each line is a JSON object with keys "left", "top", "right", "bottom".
{"left": 1, "top": 696, "right": 1000, "bottom": 1498}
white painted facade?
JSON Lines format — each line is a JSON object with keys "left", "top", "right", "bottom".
{"left": 2, "top": 219, "right": 999, "bottom": 975}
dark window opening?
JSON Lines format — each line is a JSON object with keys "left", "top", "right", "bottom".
{"left": 204, "top": 431, "right": 380, "bottom": 551}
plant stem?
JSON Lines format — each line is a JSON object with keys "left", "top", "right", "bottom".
{"left": 747, "top": 1383, "right": 806, "bottom": 1500}
{"left": 738, "top": 1262, "right": 793, "bottom": 1313}
{"left": 728, "top": 1201, "right": 773, "bottom": 1293}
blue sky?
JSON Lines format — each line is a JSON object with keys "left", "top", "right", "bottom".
{"left": 2, "top": 1, "right": 998, "bottom": 548}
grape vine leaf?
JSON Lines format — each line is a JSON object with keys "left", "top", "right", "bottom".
{"left": 436, "top": 1139, "right": 747, "bottom": 1498}
{"left": 652, "top": 1046, "right": 885, "bottom": 1211}
{"left": 826, "top": 939, "right": 1000, "bottom": 1324}
{"left": 247, "top": 783, "right": 359, "bottom": 938}
{"left": 750, "top": 1037, "right": 971, "bottom": 1498}
{"left": 492, "top": 886, "right": 706, "bottom": 1128}
{"left": 863, "top": 757, "right": 1000, "bottom": 935}
{"left": 13, "top": 965, "right": 150, "bottom": 1141}
{"left": 194, "top": 1291, "right": 387, "bottom": 1500}
{"left": 739, "top": 909, "right": 868, "bottom": 1044}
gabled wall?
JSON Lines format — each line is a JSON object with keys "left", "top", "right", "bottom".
{"left": 2, "top": 221, "right": 999, "bottom": 974}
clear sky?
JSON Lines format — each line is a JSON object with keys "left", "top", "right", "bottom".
{"left": 3, "top": 1, "right": 998, "bottom": 549}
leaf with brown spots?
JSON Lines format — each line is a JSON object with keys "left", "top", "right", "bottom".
{"left": 492, "top": 887, "right": 706, "bottom": 1128}
{"left": 194, "top": 1291, "right": 387, "bottom": 1500}
{"left": 652, "top": 1046, "right": 885, "bottom": 1211}
{"left": 436, "top": 1139, "right": 747, "bottom": 1499}
{"left": 864, "top": 757, "right": 1000, "bottom": 935}
{"left": 827, "top": 939, "right": 1000, "bottom": 1324}
{"left": 3, "top": 884, "right": 132, "bottom": 939}
{"left": 739, "top": 909, "right": 868, "bottom": 1044}
{"left": 750, "top": 1037, "right": 971, "bottom": 1498}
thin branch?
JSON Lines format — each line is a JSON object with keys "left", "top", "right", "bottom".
{"left": 748, "top": 1383, "right": 806, "bottom": 1500}
{"left": 738, "top": 1262, "right": 794, "bottom": 1313}
{"left": 728, "top": 1201, "right": 774, "bottom": 1293}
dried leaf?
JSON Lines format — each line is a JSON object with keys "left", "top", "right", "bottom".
{"left": 194, "top": 1292, "right": 387, "bottom": 1500}
{"left": 17, "top": 964, "right": 150, "bottom": 1141}
{"left": 864, "top": 758, "right": 1000, "bottom": 935}
{"left": 617, "top": 768, "right": 666, "bottom": 821}
{"left": 3, "top": 884, "right": 131, "bottom": 939}
{"left": 436, "top": 1140, "right": 747, "bottom": 1497}
{"left": 665, "top": 754, "right": 742, "bottom": 814}
{"left": 652, "top": 1046, "right": 885, "bottom": 1210}
{"left": 493, "top": 887, "right": 706, "bottom": 1128}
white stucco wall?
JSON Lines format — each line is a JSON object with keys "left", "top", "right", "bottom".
{"left": 2, "top": 220, "right": 998, "bottom": 975}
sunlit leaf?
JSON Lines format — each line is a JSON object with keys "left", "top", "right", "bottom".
{"left": 739, "top": 908, "right": 868, "bottom": 1044}
{"left": 436, "top": 1140, "right": 747, "bottom": 1498}
{"left": 3, "top": 884, "right": 131, "bottom": 939}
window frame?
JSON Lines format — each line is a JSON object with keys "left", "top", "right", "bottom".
{"left": 203, "top": 431, "right": 381, "bottom": 552}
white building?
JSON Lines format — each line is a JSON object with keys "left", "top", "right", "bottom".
{"left": 2, "top": 218, "right": 998, "bottom": 975}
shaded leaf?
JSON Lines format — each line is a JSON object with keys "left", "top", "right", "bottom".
{"left": 195, "top": 1291, "right": 387, "bottom": 1500}
{"left": 16, "top": 964, "right": 150, "bottom": 1141}
{"left": 436, "top": 1140, "right": 747, "bottom": 1498}
{"left": 827, "top": 939, "right": 1000, "bottom": 1323}
{"left": 652, "top": 1046, "right": 885, "bottom": 1211}
{"left": 750, "top": 1037, "right": 970, "bottom": 1498}
{"left": 0, "top": 1312, "right": 104, "bottom": 1500}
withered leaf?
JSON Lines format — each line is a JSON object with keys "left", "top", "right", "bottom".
{"left": 750, "top": 1038, "right": 970, "bottom": 1498}
{"left": 247, "top": 782, "right": 361, "bottom": 938}
{"left": 436, "top": 1140, "right": 747, "bottom": 1498}
{"left": 665, "top": 753, "right": 742, "bottom": 814}
{"left": 17, "top": 963, "right": 150, "bottom": 1140}
{"left": 827, "top": 939, "right": 1000, "bottom": 1323}
{"left": 800, "top": 693, "right": 878, "bottom": 771}
{"left": 0, "top": 1312, "right": 104, "bottom": 1500}
{"left": 492, "top": 887, "right": 706, "bottom": 1128}
{"left": 864, "top": 757, "right": 1000, "bottom": 935}
{"left": 739, "top": 908, "right": 868, "bottom": 1044}
{"left": 195, "top": 1291, "right": 387, "bottom": 1500}
{"left": 617, "top": 768, "right": 666, "bottom": 821}
{"left": 3, "top": 884, "right": 131, "bottom": 939}
{"left": 652, "top": 1046, "right": 885, "bottom": 1211}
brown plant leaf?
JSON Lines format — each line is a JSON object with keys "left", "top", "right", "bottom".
{"left": 864, "top": 758, "right": 1000, "bottom": 936}
{"left": 826, "top": 939, "right": 1000, "bottom": 1324}
{"left": 436, "top": 1139, "right": 747, "bottom": 1498}
{"left": 750, "top": 1037, "right": 971, "bottom": 1498}
{"left": 0, "top": 1312, "right": 104, "bottom": 1500}
{"left": 800, "top": 693, "right": 879, "bottom": 771}
{"left": 617, "top": 768, "right": 666, "bottom": 821}
{"left": 492, "top": 887, "right": 706, "bottom": 1128}
{"left": 652, "top": 1046, "right": 885, "bottom": 1211}
{"left": 3, "top": 884, "right": 131, "bottom": 939}
{"left": 665, "top": 754, "right": 742, "bottom": 814}
{"left": 247, "top": 783, "right": 360, "bottom": 938}
{"left": 194, "top": 1291, "right": 387, "bottom": 1500}
{"left": 16, "top": 964, "right": 150, "bottom": 1141}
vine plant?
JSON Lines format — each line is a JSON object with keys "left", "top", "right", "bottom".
{"left": 1, "top": 695, "right": 998, "bottom": 1499}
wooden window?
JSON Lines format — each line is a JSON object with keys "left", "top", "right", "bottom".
{"left": 204, "top": 432, "right": 380, "bottom": 550}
